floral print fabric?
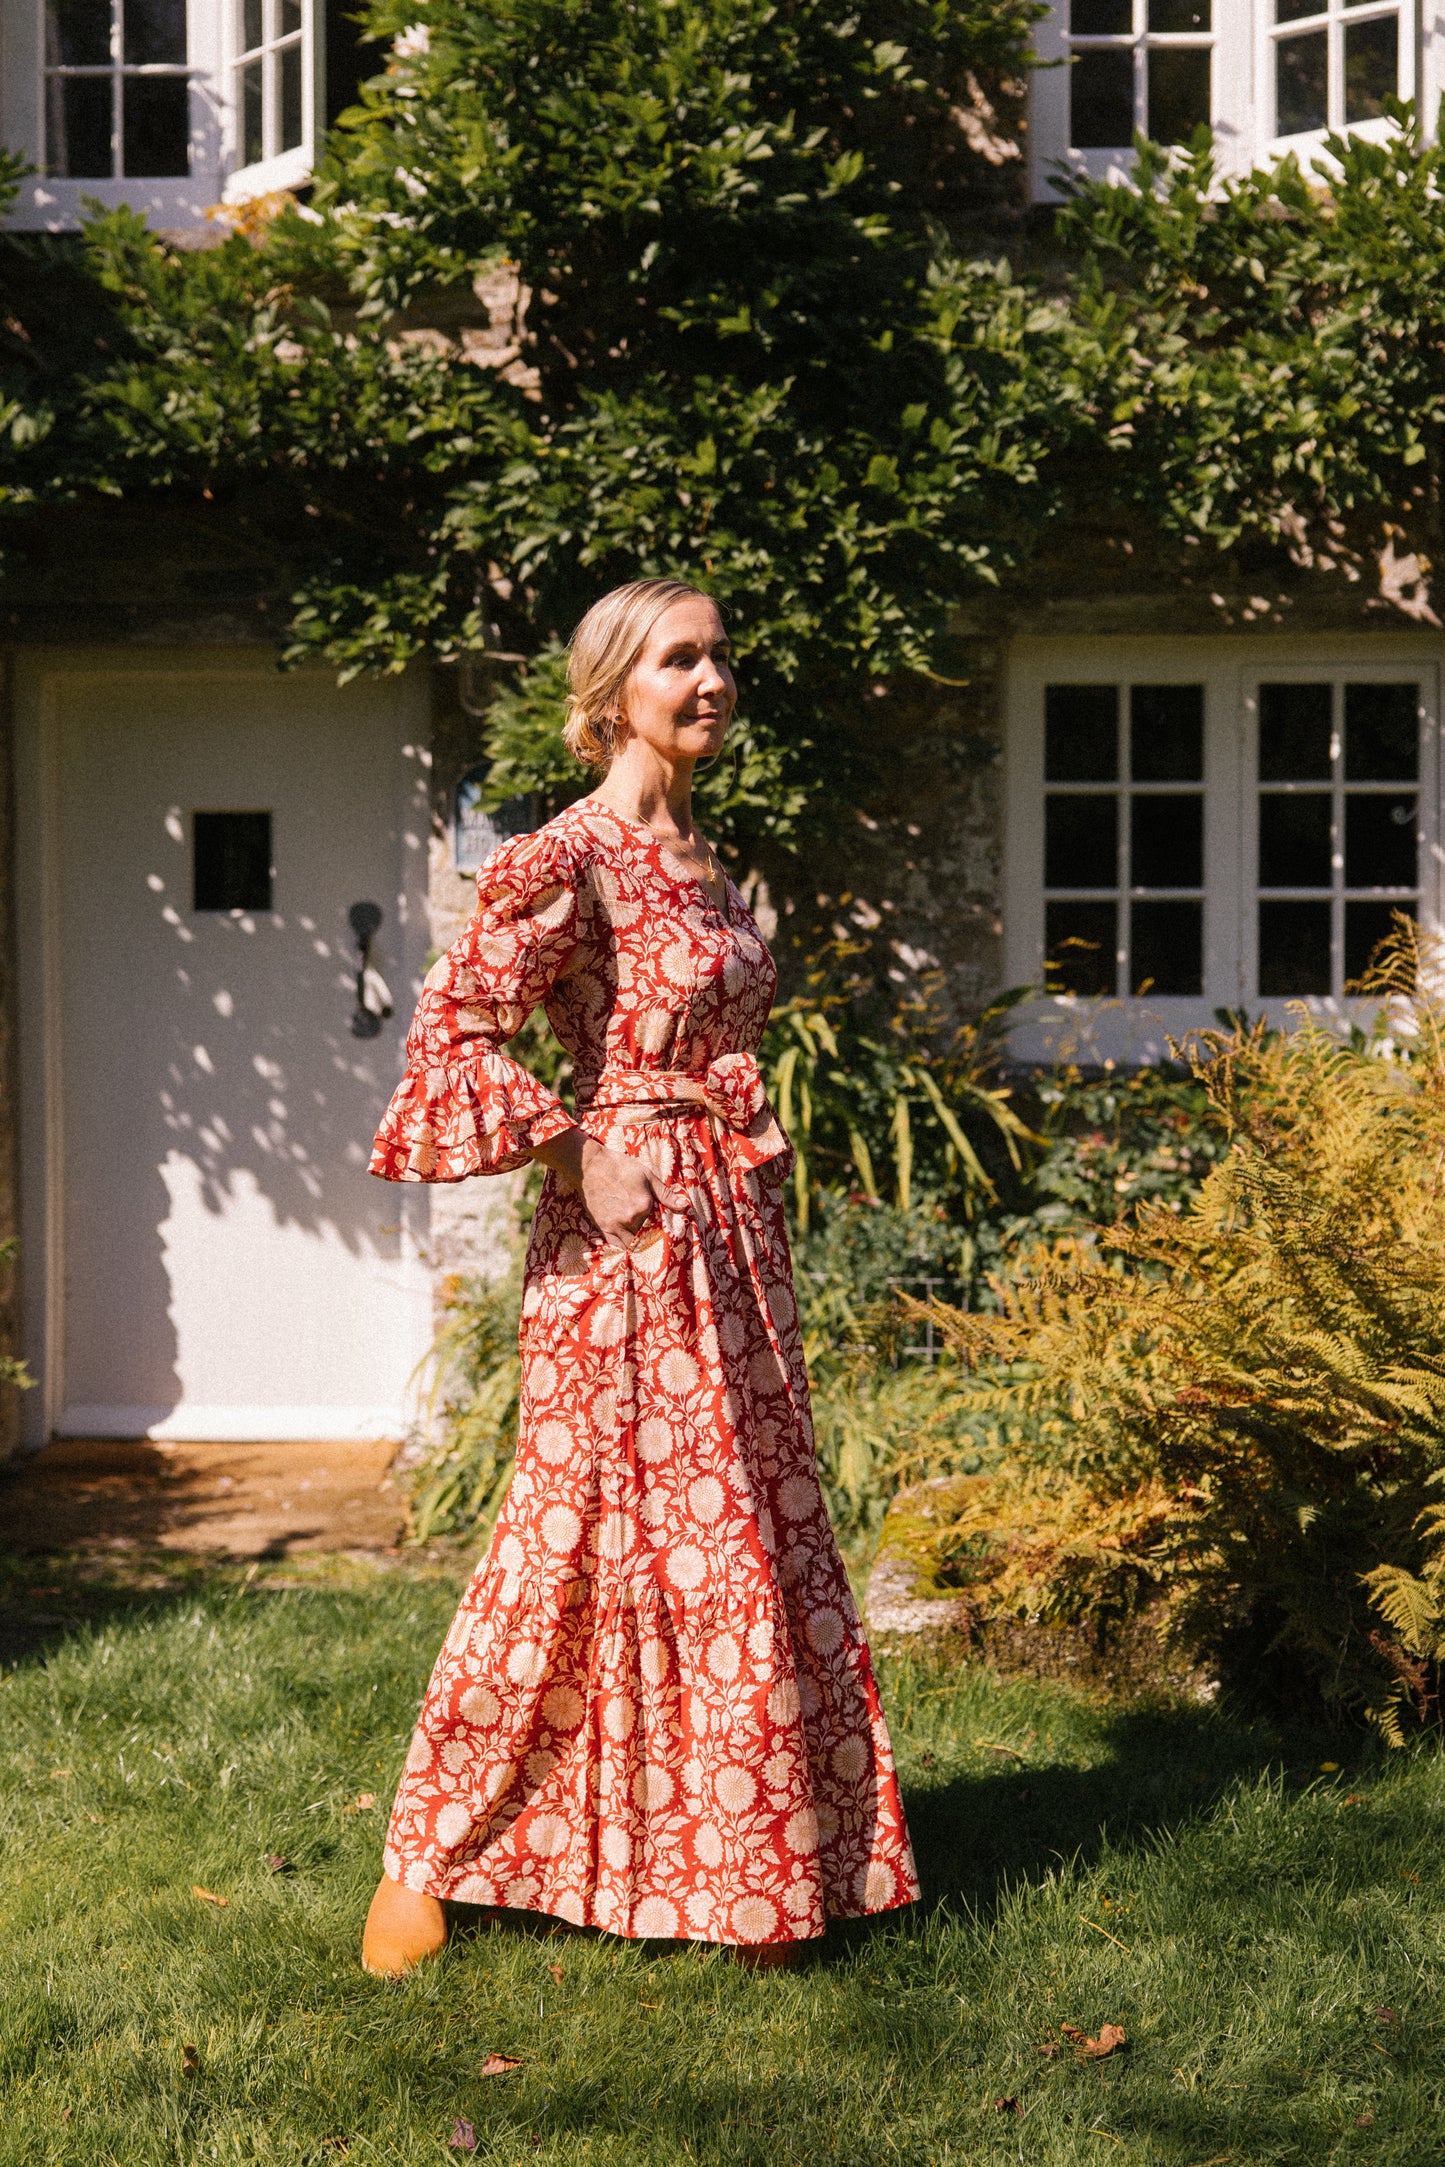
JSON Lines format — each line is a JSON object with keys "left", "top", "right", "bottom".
{"left": 370, "top": 800, "right": 917, "bottom": 1945}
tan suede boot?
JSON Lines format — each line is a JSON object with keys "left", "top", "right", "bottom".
{"left": 361, "top": 1872, "right": 449, "bottom": 1977}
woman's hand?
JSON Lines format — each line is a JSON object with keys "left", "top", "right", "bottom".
{"left": 532, "top": 1127, "right": 690, "bottom": 1250}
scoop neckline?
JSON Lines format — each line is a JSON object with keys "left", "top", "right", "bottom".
{"left": 578, "top": 798, "right": 734, "bottom": 923}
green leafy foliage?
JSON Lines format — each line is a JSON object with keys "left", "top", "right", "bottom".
{"left": 0, "top": 1240, "right": 31, "bottom": 1398}
{"left": 912, "top": 929, "right": 1445, "bottom": 1733}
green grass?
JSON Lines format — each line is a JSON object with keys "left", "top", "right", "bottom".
{"left": 1, "top": 1548, "right": 1442, "bottom": 2166}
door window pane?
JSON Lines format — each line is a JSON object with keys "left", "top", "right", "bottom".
{"left": 1148, "top": 0, "right": 1210, "bottom": 24}
{"left": 123, "top": 0, "right": 185, "bottom": 65}
{"left": 1276, "top": 0, "right": 1322, "bottom": 17}
{"left": 1344, "top": 794, "right": 1416, "bottom": 888}
{"left": 1073, "top": 0, "right": 1131, "bottom": 24}
{"left": 1071, "top": 50, "right": 1135, "bottom": 147}
{"left": 244, "top": 0, "right": 264, "bottom": 50}
{"left": 1131, "top": 684, "right": 1203, "bottom": 780}
{"left": 1277, "top": 29, "right": 1328, "bottom": 131}
{"left": 1046, "top": 796, "right": 1118, "bottom": 887}
{"left": 47, "top": 75, "right": 112, "bottom": 176}
{"left": 1259, "top": 900, "right": 1331, "bottom": 995}
{"left": 1259, "top": 794, "right": 1332, "bottom": 887}
{"left": 1345, "top": 682, "right": 1417, "bottom": 778}
{"left": 122, "top": 76, "right": 189, "bottom": 177}
{"left": 46, "top": 0, "right": 111, "bottom": 66}
{"left": 242, "top": 60, "right": 264, "bottom": 163}
{"left": 1047, "top": 902, "right": 1118, "bottom": 996}
{"left": 1259, "top": 682, "right": 1331, "bottom": 779}
{"left": 1148, "top": 48, "right": 1210, "bottom": 142}
{"left": 1132, "top": 794, "right": 1203, "bottom": 888}
{"left": 1131, "top": 900, "right": 1202, "bottom": 995}
{"left": 1344, "top": 15, "right": 1397, "bottom": 119}
{"left": 1345, "top": 902, "right": 1413, "bottom": 987}
{"left": 193, "top": 813, "right": 274, "bottom": 913}
{"left": 1046, "top": 685, "right": 1118, "bottom": 781}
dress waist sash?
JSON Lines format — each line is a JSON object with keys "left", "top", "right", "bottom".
{"left": 574, "top": 1052, "right": 791, "bottom": 1171}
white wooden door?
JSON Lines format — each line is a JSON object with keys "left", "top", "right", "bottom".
{"left": 15, "top": 657, "right": 434, "bottom": 1443}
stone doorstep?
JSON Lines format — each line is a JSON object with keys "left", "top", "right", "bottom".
{"left": 0, "top": 1437, "right": 407, "bottom": 1559}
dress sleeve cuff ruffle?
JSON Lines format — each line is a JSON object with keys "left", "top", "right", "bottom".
{"left": 368, "top": 1049, "right": 576, "bottom": 1183}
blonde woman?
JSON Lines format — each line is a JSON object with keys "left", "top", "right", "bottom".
{"left": 362, "top": 578, "right": 917, "bottom": 1974}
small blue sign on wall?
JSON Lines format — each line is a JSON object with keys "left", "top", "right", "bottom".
{"left": 454, "top": 766, "right": 536, "bottom": 874}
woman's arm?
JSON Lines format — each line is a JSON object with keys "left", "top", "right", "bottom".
{"left": 532, "top": 1128, "right": 689, "bottom": 1250}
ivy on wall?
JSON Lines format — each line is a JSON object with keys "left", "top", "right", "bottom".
{"left": 2, "top": 2, "right": 1444, "bottom": 857}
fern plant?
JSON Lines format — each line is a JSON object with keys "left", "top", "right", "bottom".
{"left": 910, "top": 925, "right": 1445, "bottom": 1735}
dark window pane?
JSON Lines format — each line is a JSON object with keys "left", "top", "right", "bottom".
{"left": 1148, "top": 47, "right": 1210, "bottom": 144}
{"left": 1277, "top": 29, "right": 1327, "bottom": 134}
{"left": 193, "top": 812, "right": 273, "bottom": 913}
{"left": 281, "top": 37, "right": 303, "bottom": 148}
{"left": 1149, "top": 0, "right": 1210, "bottom": 24}
{"left": 1131, "top": 900, "right": 1202, "bottom": 995}
{"left": 1072, "top": 0, "right": 1131, "bottom": 28}
{"left": 1345, "top": 683, "right": 1417, "bottom": 779}
{"left": 1345, "top": 15, "right": 1397, "bottom": 121}
{"left": 1259, "top": 682, "right": 1331, "bottom": 779}
{"left": 1345, "top": 793, "right": 1416, "bottom": 888}
{"left": 122, "top": 74, "right": 189, "bottom": 176}
{"left": 242, "top": 58, "right": 264, "bottom": 163}
{"left": 1259, "top": 793, "right": 1332, "bottom": 887}
{"left": 46, "top": 0, "right": 111, "bottom": 67}
{"left": 1345, "top": 901, "right": 1414, "bottom": 988}
{"left": 46, "top": 73, "right": 112, "bottom": 177}
{"left": 1046, "top": 794, "right": 1118, "bottom": 888}
{"left": 1276, "top": 0, "right": 1322, "bottom": 18}
{"left": 243, "top": 0, "right": 263, "bottom": 51}
{"left": 1259, "top": 900, "right": 1331, "bottom": 995}
{"left": 282, "top": 0, "right": 303, "bottom": 30}
{"left": 1047, "top": 901, "right": 1118, "bottom": 997}
{"left": 1071, "top": 49, "right": 1135, "bottom": 148}
{"left": 1132, "top": 793, "right": 1203, "bottom": 888}
{"left": 1045, "top": 684, "right": 1118, "bottom": 781}
{"left": 1131, "top": 683, "right": 1203, "bottom": 780}
{"left": 123, "top": 0, "right": 184, "bottom": 64}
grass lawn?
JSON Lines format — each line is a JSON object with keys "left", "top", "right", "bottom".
{"left": 1, "top": 1545, "right": 1441, "bottom": 2166}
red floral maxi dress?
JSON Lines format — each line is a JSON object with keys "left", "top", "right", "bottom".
{"left": 369, "top": 798, "right": 918, "bottom": 1948}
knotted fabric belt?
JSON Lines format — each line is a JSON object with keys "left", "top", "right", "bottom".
{"left": 574, "top": 1052, "right": 791, "bottom": 1172}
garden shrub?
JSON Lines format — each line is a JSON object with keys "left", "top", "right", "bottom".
{"left": 910, "top": 930, "right": 1445, "bottom": 1736}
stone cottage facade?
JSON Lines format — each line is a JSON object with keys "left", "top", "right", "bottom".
{"left": 2, "top": 0, "right": 1444, "bottom": 1454}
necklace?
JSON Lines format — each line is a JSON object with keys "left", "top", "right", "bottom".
{"left": 656, "top": 828, "right": 725, "bottom": 895}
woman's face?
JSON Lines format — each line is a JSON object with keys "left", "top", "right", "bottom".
{"left": 619, "top": 596, "right": 735, "bottom": 765}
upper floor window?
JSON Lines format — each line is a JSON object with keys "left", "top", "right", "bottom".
{"left": 1067, "top": 0, "right": 1214, "bottom": 152}
{"left": 1268, "top": 0, "right": 1399, "bottom": 138}
{"left": 43, "top": 0, "right": 194, "bottom": 179}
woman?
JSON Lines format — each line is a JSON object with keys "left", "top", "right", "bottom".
{"left": 362, "top": 578, "right": 917, "bottom": 1975}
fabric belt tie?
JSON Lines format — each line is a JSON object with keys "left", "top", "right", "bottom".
{"left": 574, "top": 1052, "right": 791, "bottom": 1172}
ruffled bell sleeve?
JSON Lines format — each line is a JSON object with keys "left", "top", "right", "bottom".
{"left": 369, "top": 831, "right": 583, "bottom": 1183}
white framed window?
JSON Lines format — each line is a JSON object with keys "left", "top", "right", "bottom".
{"left": 225, "top": 0, "right": 315, "bottom": 199}
{"left": 1004, "top": 640, "right": 1442, "bottom": 1063}
{"left": 1263, "top": 0, "right": 1404, "bottom": 142}
{"left": 1065, "top": 0, "right": 1215, "bottom": 155}
{"left": 41, "top": 0, "right": 197, "bottom": 180}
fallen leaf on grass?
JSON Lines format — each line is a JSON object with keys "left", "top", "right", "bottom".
{"left": 992, "top": 2095, "right": 1022, "bottom": 2115}
{"left": 265, "top": 1855, "right": 289, "bottom": 1874}
{"left": 978, "top": 1741, "right": 1026, "bottom": 1761}
{"left": 482, "top": 2054, "right": 523, "bottom": 2077}
{"left": 1375, "top": 2006, "right": 1397, "bottom": 2024}
{"left": 344, "top": 1793, "right": 378, "bottom": 1815}
{"left": 547, "top": 1963, "right": 564, "bottom": 1986}
{"left": 1343, "top": 1794, "right": 1364, "bottom": 1806}
{"left": 1320, "top": 1760, "right": 1341, "bottom": 1772}
{"left": 180, "top": 2044, "right": 200, "bottom": 2078}
{"left": 1356, "top": 2112, "right": 1375, "bottom": 2128}
{"left": 58, "top": 2110, "right": 71, "bottom": 2124}
{"left": 1038, "top": 2041, "right": 1061, "bottom": 2059}
{"left": 1061, "top": 2023, "right": 1129, "bottom": 2061}
{"left": 448, "top": 2119, "right": 478, "bottom": 2152}
{"left": 192, "top": 1886, "right": 229, "bottom": 1907}
{"left": 49, "top": 1768, "right": 73, "bottom": 1780}
{"left": 1399, "top": 1870, "right": 1420, "bottom": 1884}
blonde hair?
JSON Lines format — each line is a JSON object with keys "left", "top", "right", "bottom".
{"left": 563, "top": 577, "right": 713, "bottom": 770}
